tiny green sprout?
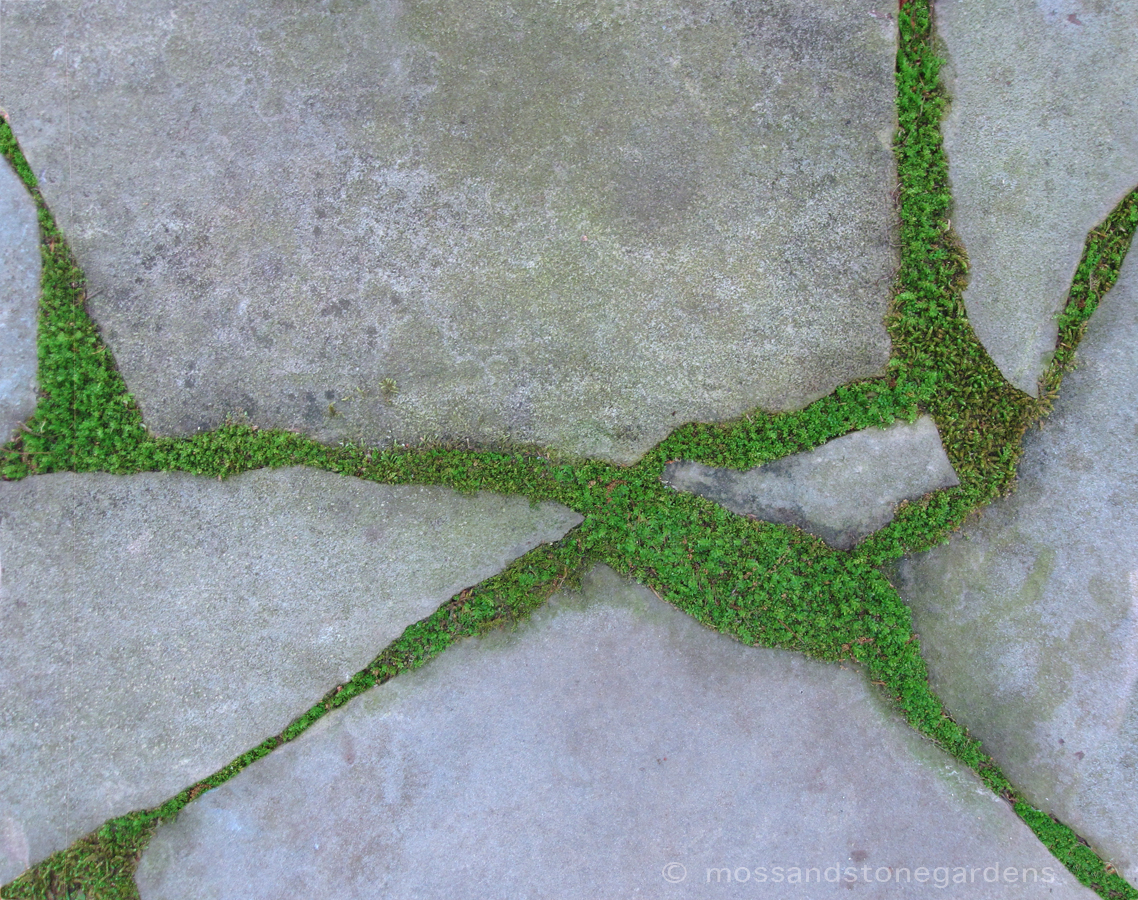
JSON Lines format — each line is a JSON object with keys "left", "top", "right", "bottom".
{"left": 379, "top": 377, "right": 398, "bottom": 403}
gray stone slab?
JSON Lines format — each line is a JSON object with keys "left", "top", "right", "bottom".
{"left": 136, "top": 565, "right": 1091, "bottom": 900}
{"left": 0, "top": 0, "right": 897, "bottom": 463}
{"left": 890, "top": 234, "right": 1138, "bottom": 882}
{"left": 0, "top": 467, "right": 581, "bottom": 883}
{"left": 0, "top": 157, "right": 39, "bottom": 443}
{"left": 937, "top": 0, "right": 1138, "bottom": 396}
{"left": 663, "top": 416, "right": 959, "bottom": 549}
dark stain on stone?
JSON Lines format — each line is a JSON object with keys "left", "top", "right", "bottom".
{"left": 320, "top": 298, "right": 353, "bottom": 317}
{"left": 1067, "top": 13, "right": 1083, "bottom": 24}
{"left": 363, "top": 525, "right": 385, "bottom": 544}
{"left": 302, "top": 392, "right": 322, "bottom": 425}
{"left": 255, "top": 252, "right": 284, "bottom": 282}
{"left": 238, "top": 393, "right": 257, "bottom": 418}
{"left": 612, "top": 123, "right": 706, "bottom": 233}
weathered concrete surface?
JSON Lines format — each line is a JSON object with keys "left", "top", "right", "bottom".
{"left": 663, "top": 416, "right": 958, "bottom": 549}
{"left": 136, "top": 566, "right": 1090, "bottom": 900}
{"left": 891, "top": 235, "right": 1138, "bottom": 882}
{"left": 937, "top": 0, "right": 1138, "bottom": 396}
{"left": 0, "top": 467, "right": 581, "bottom": 883}
{"left": 0, "top": 0, "right": 897, "bottom": 462}
{"left": 0, "top": 157, "right": 40, "bottom": 443}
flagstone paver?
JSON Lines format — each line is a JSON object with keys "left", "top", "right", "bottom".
{"left": 136, "top": 565, "right": 1093, "bottom": 900}
{"left": 0, "top": 0, "right": 898, "bottom": 463}
{"left": 890, "top": 234, "right": 1138, "bottom": 882}
{"left": 0, "top": 157, "right": 40, "bottom": 444}
{"left": 937, "top": 0, "right": 1138, "bottom": 396}
{"left": 663, "top": 416, "right": 958, "bottom": 549}
{"left": 0, "top": 466, "right": 581, "bottom": 883}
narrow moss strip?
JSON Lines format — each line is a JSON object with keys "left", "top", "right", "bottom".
{"left": 1018, "top": 805, "right": 1138, "bottom": 900}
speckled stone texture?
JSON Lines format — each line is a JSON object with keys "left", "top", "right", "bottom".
{"left": 0, "top": 157, "right": 40, "bottom": 443}
{"left": 135, "top": 566, "right": 1093, "bottom": 900}
{"left": 0, "top": 467, "right": 581, "bottom": 883}
{"left": 0, "top": 0, "right": 897, "bottom": 462}
{"left": 937, "top": 0, "right": 1138, "bottom": 395}
{"left": 663, "top": 416, "right": 958, "bottom": 549}
{"left": 890, "top": 234, "right": 1138, "bottom": 882}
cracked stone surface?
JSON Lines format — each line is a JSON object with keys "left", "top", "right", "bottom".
{"left": 937, "top": 0, "right": 1138, "bottom": 395}
{"left": 0, "top": 467, "right": 581, "bottom": 883}
{"left": 890, "top": 234, "right": 1138, "bottom": 882}
{"left": 662, "top": 416, "right": 959, "bottom": 549}
{"left": 0, "top": 0, "right": 897, "bottom": 463}
{"left": 0, "top": 158, "right": 40, "bottom": 444}
{"left": 135, "top": 565, "right": 1092, "bottom": 900}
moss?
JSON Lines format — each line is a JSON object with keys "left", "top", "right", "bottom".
{"left": 2, "top": 1, "right": 1138, "bottom": 896}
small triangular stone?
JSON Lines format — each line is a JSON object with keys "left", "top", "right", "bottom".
{"left": 663, "top": 416, "right": 959, "bottom": 550}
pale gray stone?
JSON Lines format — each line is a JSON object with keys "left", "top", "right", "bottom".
{"left": 663, "top": 416, "right": 959, "bottom": 549}
{"left": 136, "top": 566, "right": 1091, "bottom": 900}
{"left": 0, "top": 467, "right": 581, "bottom": 883}
{"left": 891, "top": 234, "right": 1138, "bottom": 882}
{"left": 0, "top": 0, "right": 897, "bottom": 462}
{"left": 937, "top": 0, "right": 1138, "bottom": 395}
{"left": 0, "top": 157, "right": 39, "bottom": 443}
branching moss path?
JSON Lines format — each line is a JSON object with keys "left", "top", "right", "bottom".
{"left": 2, "top": 2, "right": 1137, "bottom": 898}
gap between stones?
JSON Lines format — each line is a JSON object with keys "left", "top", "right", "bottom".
{"left": 2, "top": 2, "right": 1138, "bottom": 898}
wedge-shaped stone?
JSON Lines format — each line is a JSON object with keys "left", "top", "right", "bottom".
{"left": 136, "top": 566, "right": 1091, "bottom": 899}
{"left": 0, "top": 467, "right": 581, "bottom": 883}
{"left": 0, "top": 0, "right": 897, "bottom": 462}
{"left": 891, "top": 234, "right": 1138, "bottom": 883}
{"left": 937, "top": 0, "right": 1138, "bottom": 395}
{"left": 663, "top": 416, "right": 959, "bottom": 549}
{"left": 0, "top": 157, "right": 39, "bottom": 443}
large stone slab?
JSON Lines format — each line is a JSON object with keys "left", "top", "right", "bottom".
{"left": 136, "top": 565, "right": 1091, "bottom": 899}
{"left": 0, "top": 156, "right": 39, "bottom": 443}
{"left": 663, "top": 416, "right": 959, "bottom": 549}
{"left": 890, "top": 234, "right": 1138, "bottom": 882}
{"left": 0, "top": 467, "right": 581, "bottom": 883}
{"left": 0, "top": 0, "right": 897, "bottom": 462}
{"left": 937, "top": 0, "right": 1138, "bottom": 395}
